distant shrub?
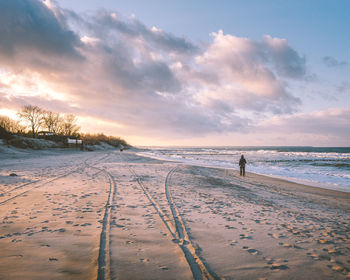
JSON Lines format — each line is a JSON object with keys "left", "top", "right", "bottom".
{"left": 5, "top": 137, "right": 28, "bottom": 149}
{"left": 80, "top": 133, "right": 130, "bottom": 148}
{"left": 5, "top": 136, "right": 59, "bottom": 150}
{"left": 0, "top": 126, "right": 13, "bottom": 140}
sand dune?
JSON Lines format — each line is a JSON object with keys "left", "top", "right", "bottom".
{"left": 0, "top": 150, "right": 349, "bottom": 279}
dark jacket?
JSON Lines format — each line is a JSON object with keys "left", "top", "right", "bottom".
{"left": 239, "top": 157, "right": 246, "bottom": 167}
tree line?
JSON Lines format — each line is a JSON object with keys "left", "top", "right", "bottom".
{"left": 0, "top": 105, "right": 79, "bottom": 138}
{"left": 0, "top": 105, "right": 130, "bottom": 149}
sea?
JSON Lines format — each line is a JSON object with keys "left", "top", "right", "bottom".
{"left": 137, "top": 146, "right": 350, "bottom": 193}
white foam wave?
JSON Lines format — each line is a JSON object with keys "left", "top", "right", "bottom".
{"left": 138, "top": 147, "right": 350, "bottom": 193}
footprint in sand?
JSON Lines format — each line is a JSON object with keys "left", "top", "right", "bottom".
{"left": 240, "top": 234, "right": 252, "bottom": 240}
{"left": 243, "top": 227, "right": 254, "bottom": 233}
{"left": 81, "top": 223, "right": 92, "bottom": 227}
{"left": 322, "top": 248, "right": 339, "bottom": 255}
{"left": 328, "top": 264, "right": 346, "bottom": 273}
{"left": 11, "top": 239, "right": 22, "bottom": 243}
{"left": 318, "top": 239, "right": 332, "bottom": 244}
{"left": 268, "top": 233, "right": 285, "bottom": 239}
{"left": 306, "top": 252, "right": 320, "bottom": 260}
{"left": 229, "top": 240, "right": 238, "bottom": 246}
{"left": 266, "top": 262, "right": 289, "bottom": 270}
{"left": 242, "top": 246, "right": 261, "bottom": 255}
{"left": 279, "top": 242, "right": 303, "bottom": 249}
{"left": 225, "top": 225, "right": 236, "bottom": 229}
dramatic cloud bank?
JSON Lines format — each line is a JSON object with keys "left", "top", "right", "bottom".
{"left": 0, "top": 0, "right": 348, "bottom": 145}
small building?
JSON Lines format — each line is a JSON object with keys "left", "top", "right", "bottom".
{"left": 38, "top": 132, "right": 83, "bottom": 148}
{"left": 37, "top": 131, "right": 66, "bottom": 144}
{"left": 37, "top": 131, "right": 56, "bottom": 140}
{"left": 38, "top": 131, "right": 55, "bottom": 137}
{"left": 67, "top": 138, "right": 83, "bottom": 148}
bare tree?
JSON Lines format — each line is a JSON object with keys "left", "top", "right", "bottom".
{"left": 17, "top": 105, "right": 44, "bottom": 138}
{"left": 42, "top": 111, "right": 62, "bottom": 134}
{"left": 61, "top": 114, "right": 80, "bottom": 137}
{"left": 0, "top": 115, "right": 25, "bottom": 134}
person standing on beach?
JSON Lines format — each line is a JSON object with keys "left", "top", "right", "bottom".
{"left": 239, "top": 155, "right": 247, "bottom": 176}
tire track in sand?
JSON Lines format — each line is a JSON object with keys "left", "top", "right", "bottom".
{"left": 85, "top": 159, "right": 117, "bottom": 280}
{"left": 0, "top": 151, "right": 116, "bottom": 280}
{"left": 0, "top": 153, "right": 110, "bottom": 206}
{"left": 0, "top": 167, "right": 83, "bottom": 206}
{"left": 165, "top": 167, "right": 216, "bottom": 280}
{"left": 120, "top": 152, "right": 216, "bottom": 280}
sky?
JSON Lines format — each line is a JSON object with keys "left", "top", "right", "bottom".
{"left": 0, "top": 0, "right": 349, "bottom": 146}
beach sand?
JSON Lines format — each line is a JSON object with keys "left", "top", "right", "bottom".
{"left": 0, "top": 149, "right": 349, "bottom": 279}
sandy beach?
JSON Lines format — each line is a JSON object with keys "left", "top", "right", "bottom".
{"left": 0, "top": 149, "right": 349, "bottom": 280}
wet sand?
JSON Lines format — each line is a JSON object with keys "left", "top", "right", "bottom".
{"left": 0, "top": 150, "right": 349, "bottom": 279}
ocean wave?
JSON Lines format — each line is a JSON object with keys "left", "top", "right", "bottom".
{"left": 138, "top": 146, "right": 350, "bottom": 191}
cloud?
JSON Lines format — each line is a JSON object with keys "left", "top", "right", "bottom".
{"left": 0, "top": 0, "right": 82, "bottom": 66}
{"left": 0, "top": 1, "right": 309, "bottom": 138}
{"left": 92, "top": 11, "right": 199, "bottom": 55}
{"left": 262, "top": 35, "right": 306, "bottom": 78}
{"left": 193, "top": 30, "right": 302, "bottom": 114}
{"left": 323, "top": 56, "right": 348, "bottom": 68}
{"left": 255, "top": 108, "right": 350, "bottom": 141}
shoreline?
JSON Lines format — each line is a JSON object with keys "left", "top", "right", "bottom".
{"left": 136, "top": 151, "right": 350, "bottom": 195}
{"left": 243, "top": 170, "right": 350, "bottom": 199}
